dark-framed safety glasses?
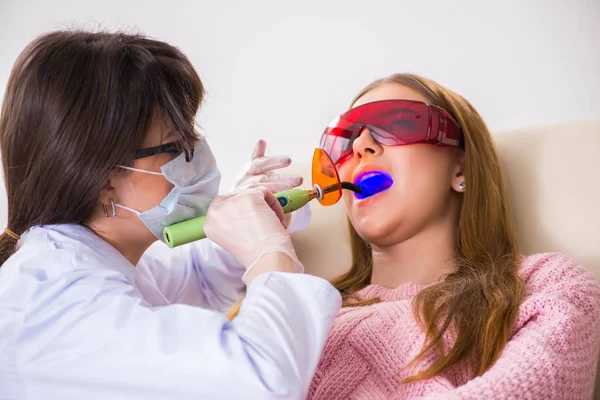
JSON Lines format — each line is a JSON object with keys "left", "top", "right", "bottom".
{"left": 133, "top": 141, "right": 194, "bottom": 162}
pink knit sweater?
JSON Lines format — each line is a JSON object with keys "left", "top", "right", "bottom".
{"left": 308, "top": 253, "right": 600, "bottom": 399}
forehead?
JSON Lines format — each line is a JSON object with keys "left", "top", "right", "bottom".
{"left": 353, "top": 83, "right": 430, "bottom": 108}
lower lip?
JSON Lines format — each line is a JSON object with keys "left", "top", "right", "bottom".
{"left": 354, "top": 187, "right": 391, "bottom": 207}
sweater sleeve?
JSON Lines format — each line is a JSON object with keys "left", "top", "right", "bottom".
{"left": 413, "top": 253, "right": 600, "bottom": 400}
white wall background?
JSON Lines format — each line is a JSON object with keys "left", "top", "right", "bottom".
{"left": 0, "top": 0, "right": 599, "bottom": 227}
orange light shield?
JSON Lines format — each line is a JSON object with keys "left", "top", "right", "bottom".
{"left": 311, "top": 148, "right": 342, "bottom": 206}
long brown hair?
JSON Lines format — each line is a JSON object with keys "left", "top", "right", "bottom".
{"left": 0, "top": 30, "right": 203, "bottom": 266}
{"left": 331, "top": 73, "right": 524, "bottom": 381}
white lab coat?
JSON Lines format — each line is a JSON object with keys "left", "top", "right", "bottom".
{"left": 0, "top": 208, "right": 342, "bottom": 400}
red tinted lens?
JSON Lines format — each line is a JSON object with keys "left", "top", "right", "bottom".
{"left": 320, "top": 117, "right": 358, "bottom": 165}
{"left": 320, "top": 100, "right": 462, "bottom": 166}
{"left": 345, "top": 100, "right": 430, "bottom": 145}
{"left": 320, "top": 101, "right": 430, "bottom": 164}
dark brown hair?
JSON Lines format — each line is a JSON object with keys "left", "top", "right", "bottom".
{"left": 331, "top": 73, "right": 524, "bottom": 381}
{"left": 0, "top": 30, "right": 204, "bottom": 266}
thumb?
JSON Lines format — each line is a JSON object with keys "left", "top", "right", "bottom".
{"left": 258, "top": 186, "right": 286, "bottom": 225}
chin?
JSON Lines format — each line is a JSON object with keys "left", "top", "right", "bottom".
{"left": 352, "top": 221, "right": 398, "bottom": 247}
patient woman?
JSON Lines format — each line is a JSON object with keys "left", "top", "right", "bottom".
{"left": 307, "top": 73, "right": 600, "bottom": 399}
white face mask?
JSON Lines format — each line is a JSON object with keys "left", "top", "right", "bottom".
{"left": 115, "top": 137, "right": 221, "bottom": 241}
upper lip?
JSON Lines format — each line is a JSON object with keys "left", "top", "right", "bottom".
{"left": 352, "top": 165, "right": 391, "bottom": 186}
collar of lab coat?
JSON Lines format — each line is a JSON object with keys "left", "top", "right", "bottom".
{"left": 21, "top": 224, "right": 137, "bottom": 278}
{"left": 5, "top": 224, "right": 171, "bottom": 307}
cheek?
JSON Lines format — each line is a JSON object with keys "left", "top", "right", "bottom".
{"left": 121, "top": 175, "right": 173, "bottom": 210}
{"left": 346, "top": 147, "right": 455, "bottom": 242}
{"left": 339, "top": 160, "right": 358, "bottom": 210}
{"left": 129, "top": 154, "right": 176, "bottom": 208}
{"left": 392, "top": 157, "right": 451, "bottom": 207}
{"left": 337, "top": 160, "right": 357, "bottom": 182}
{"left": 150, "top": 179, "right": 174, "bottom": 204}
{"left": 390, "top": 145, "right": 452, "bottom": 185}
{"left": 387, "top": 154, "right": 457, "bottom": 234}
{"left": 162, "top": 181, "right": 175, "bottom": 198}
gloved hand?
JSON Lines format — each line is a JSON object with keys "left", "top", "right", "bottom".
{"left": 204, "top": 186, "right": 304, "bottom": 284}
{"left": 232, "top": 140, "right": 304, "bottom": 229}
{"left": 232, "top": 139, "right": 303, "bottom": 193}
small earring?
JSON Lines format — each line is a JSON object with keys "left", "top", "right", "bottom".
{"left": 458, "top": 181, "right": 466, "bottom": 191}
{"left": 103, "top": 200, "right": 117, "bottom": 218}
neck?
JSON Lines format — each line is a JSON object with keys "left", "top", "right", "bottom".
{"left": 86, "top": 223, "right": 154, "bottom": 266}
{"left": 370, "top": 219, "right": 458, "bottom": 287}
{"left": 107, "top": 236, "right": 151, "bottom": 266}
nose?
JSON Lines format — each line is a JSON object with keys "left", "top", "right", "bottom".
{"left": 352, "top": 127, "right": 383, "bottom": 161}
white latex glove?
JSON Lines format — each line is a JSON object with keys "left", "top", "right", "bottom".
{"left": 233, "top": 139, "right": 303, "bottom": 193}
{"left": 204, "top": 186, "right": 304, "bottom": 284}
{"left": 233, "top": 139, "right": 304, "bottom": 229}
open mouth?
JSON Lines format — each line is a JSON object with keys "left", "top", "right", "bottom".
{"left": 353, "top": 171, "right": 394, "bottom": 200}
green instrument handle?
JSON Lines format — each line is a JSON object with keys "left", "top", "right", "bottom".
{"left": 163, "top": 215, "right": 207, "bottom": 248}
{"left": 275, "top": 188, "right": 311, "bottom": 214}
{"left": 162, "top": 188, "right": 312, "bottom": 248}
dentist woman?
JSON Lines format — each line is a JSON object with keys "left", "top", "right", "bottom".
{"left": 0, "top": 30, "right": 341, "bottom": 399}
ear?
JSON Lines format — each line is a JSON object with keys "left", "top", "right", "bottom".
{"left": 97, "top": 178, "right": 118, "bottom": 216}
{"left": 450, "top": 150, "right": 466, "bottom": 193}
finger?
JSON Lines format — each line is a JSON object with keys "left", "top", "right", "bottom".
{"left": 260, "top": 172, "right": 303, "bottom": 187}
{"left": 235, "top": 170, "right": 302, "bottom": 192}
{"left": 240, "top": 174, "right": 298, "bottom": 192}
{"left": 249, "top": 139, "right": 267, "bottom": 161}
{"left": 232, "top": 174, "right": 266, "bottom": 190}
{"left": 239, "top": 181, "right": 293, "bottom": 193}
{"left": 250, "top": 155, "right": 291, "bottom": 175}
{"left": 282, "top": 213, "right": 292, "bottom": 229}
{"left": 259, "top": 186, "right": 286, "bottom": 224}
{"left": 260, "top": 182, "right": 294, "bottom": 193}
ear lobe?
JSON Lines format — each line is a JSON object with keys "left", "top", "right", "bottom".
{"left": 451, "top": 151, "right": 466, "bottom": 193}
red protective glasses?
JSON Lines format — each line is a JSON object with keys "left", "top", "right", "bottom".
{"left": 320, "top": 100, "right": 463, "bottom": 166}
